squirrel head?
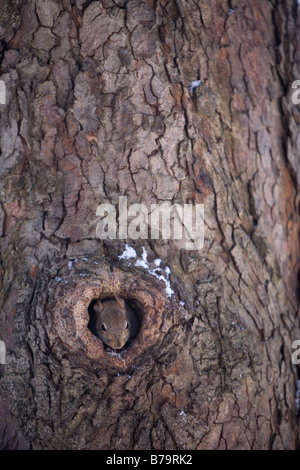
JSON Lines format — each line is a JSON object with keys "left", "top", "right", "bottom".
{"left": 94, "top": 297, "right": 130, "bottom": 350}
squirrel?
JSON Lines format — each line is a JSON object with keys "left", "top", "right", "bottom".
{"left": 93, "top": 297, "right": 139, "bottom": 350}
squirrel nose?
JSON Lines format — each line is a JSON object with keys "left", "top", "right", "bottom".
{"left": 113, "top": 340, "right": 124, "bottom": 349}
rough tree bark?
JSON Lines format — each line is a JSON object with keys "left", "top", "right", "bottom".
{"left": 0, "top": 0, "right": 299, "bottom": 450}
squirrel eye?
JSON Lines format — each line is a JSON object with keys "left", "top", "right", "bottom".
{"left": 101, "top": 323, "right": 107, "bottom": 332}
{"left": 125, "top": 321, "right": 129, "bottom": 330}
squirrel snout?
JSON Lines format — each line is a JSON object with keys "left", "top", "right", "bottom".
{"left": 112, "top": 339, "right": 125, "bottom": 350}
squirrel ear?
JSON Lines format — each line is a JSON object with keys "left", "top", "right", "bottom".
{"left": 94, "top": 299, "right": 104, "bottom": 314}
{"left": 115, "top": 296, "right": 125, "bottom": 309}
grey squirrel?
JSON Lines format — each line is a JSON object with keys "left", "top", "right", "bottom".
{"left": 93, "top": 297, "right": 139, "bottom": 350}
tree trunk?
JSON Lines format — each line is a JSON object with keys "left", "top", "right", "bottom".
{"left": 0, "top": 0, "right": 299, "bottom": 450}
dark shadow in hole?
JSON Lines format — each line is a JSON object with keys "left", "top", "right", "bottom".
{"left": 87, "top": 297, "right": 143, "bottom": 350}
